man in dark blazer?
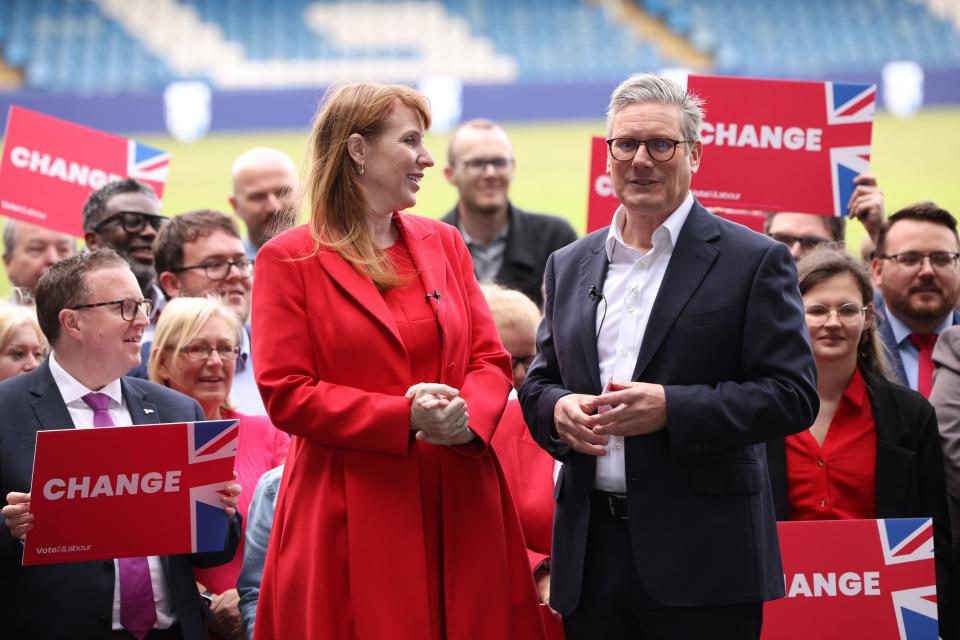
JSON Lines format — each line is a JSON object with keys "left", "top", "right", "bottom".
{"left": 520, "top": 73, "right": 819, "bottom": 639}
{"left": 441, "top": 118, "right": 577, "bottom": 306}
{"left": 0, "top": 249, "right": 241, "bottom": 640}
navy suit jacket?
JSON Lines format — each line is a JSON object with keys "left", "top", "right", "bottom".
{"left": 520, "top": 201, "right": 819, "bottom": 613}
{"left": 0, "top": 359, "right": 241, "bottom": 640}
{"left": 874, "top": 292, "right": 960, "bottom": 387}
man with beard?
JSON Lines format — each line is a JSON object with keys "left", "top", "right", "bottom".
{"left": 872, "top": 202, "right": 960, "bottom": 396}
{"left": 441, "top": 119, "right": 577, "bottom": 306}
{"left": 83, "top": 178, "right": 167, "bottom": 341}
{"left": 229, "top": 147, "right": 298, "bottom": 259}
{"left": 133, "top": 209, "right": 265, "bottom": 415}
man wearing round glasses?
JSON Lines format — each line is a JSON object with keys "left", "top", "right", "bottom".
{"left": 82, "top": 178, "right": 168, "bottom": 339}
{"left": 871, "top": 201, "right": 960, "bottom": 395}
{"left": 146, "top": 209, "right": 264, "bottom": 415}
{"left": 441, "top": 118, "right": 577, "bottom": 306}
{"left": 521, "top": 73, "right": 817, "bottom": 638}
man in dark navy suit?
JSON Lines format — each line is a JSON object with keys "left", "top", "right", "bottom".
{"left": 0, "top": 249, "right": 240, "bottom": 639}
{"left": 520, "top": 73, "right": 819, "bottom": 639}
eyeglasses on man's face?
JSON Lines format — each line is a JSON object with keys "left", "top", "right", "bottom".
{"left": 804, "top": 302, "right": 866, "bottom": 325}
{"left": 770, "top": 233, "right": 832, "bottom": 252}
{"left": 93, "top": 211, "right": 167, "bottom": 235}
{"left": 606, "top": 137, "right": 694, "bottom": 162}
{"left": 69, "top": 298, "right": 154, "bottom": 321}
{"left": 878, "top": 251, "right": 960, "bottom": 272}
{"left": 170, "top": 258, "right": 254, "bottom": 281}
{"left": 458, "top": 157, "right": 513, "bottom": 175}
{"left": 178, "top": 343, "right": 241, "bottom": 362}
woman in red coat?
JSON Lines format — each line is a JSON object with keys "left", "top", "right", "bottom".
{"left": 250, "top": 83, "right": 545, "bottom": 640}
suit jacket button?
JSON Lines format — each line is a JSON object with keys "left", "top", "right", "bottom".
{"left": 103, "top": 561, "right": 114, "bottom": 573}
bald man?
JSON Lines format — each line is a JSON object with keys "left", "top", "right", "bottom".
{"left": 229, "top": 148, "right": 298, "bottom": 258}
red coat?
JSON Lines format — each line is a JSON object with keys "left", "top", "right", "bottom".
{"left": 251, "top": 214, "right": 545, "bottom": 640}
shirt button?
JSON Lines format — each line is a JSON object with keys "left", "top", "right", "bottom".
{"left": 628, "top": 305, "right": 637, "bottom": 313}
{"left": 615, "top": 441, "right": 623, "bottom": 450}
{"left": 816, "top": 459, "right": 825, "bottom": 467}
{"left": 621, "top": 350, "right": 629, "bottom": 358}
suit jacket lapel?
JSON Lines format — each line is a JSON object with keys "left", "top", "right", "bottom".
{"left": 122, "top": 378, "right": 158, "bottom": 425}
{"left": 399, "top": 215, "right": 448, "bottom": 376}
{"left": 577, "top": 233, "right": 609, "bottom": 395}
{"left": 632, "top": 203, "right": 720, "bottom": 380}
{"left": 317, "top": 240, "right": 404, "bottom": 349}
{"left": 29, "top": 360, "right": 74, "bottom": 431}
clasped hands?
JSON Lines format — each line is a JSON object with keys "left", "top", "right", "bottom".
{"left": 407, "top": 382, "right": 475, "bottom": 446}
{"left": 2, "top": 473, "right": 243, "bottom": 542}
{"left": 553, "top": 381, "right": 667, "bottom": 456}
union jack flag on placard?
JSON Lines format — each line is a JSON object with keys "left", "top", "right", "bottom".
{"left": 127, "top": 140, "right": 170, "bottom": 185}
{"left": 762, "top": 518, "right": 939, "bottom": 640}
{"left": 25, "top": 419, "right": 238, "bottom": 565}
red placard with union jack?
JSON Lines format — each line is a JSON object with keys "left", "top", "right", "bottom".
{"left": 763, "top": 518, "right": 938, "bottom": 639}
{"left": 687, "top": 75, "right": 874, "bottom": 217}
{"left": 23, "top": 420, "right": 237, "bottom": 566}
{"left": 0, "top": 105, "right": 170, "bottom": 236}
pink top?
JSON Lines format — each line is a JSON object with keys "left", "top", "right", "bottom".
{"left": 193, "top": 410, "right": 289, "bottom": 594}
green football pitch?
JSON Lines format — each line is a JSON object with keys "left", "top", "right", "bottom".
{"left": 1, "top": 107, "right": 958, "bottom": 295}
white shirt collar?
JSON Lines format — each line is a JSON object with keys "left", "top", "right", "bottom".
{"left": 48, "top": 352, "right": 124, "bottom": 406}
{"left": 604, "top": 192, "right": 694, "bottom": 261}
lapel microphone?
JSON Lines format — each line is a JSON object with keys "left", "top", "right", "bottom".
{"left": 424, "top": 289, "right": 441, "bottom": 302}
{"left": 588, "top": 285, "right": 605, "bottom": 302}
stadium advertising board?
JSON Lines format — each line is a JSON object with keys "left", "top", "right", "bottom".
{"left": 0, "top": 105, "right": 170, "bottom": 236}
{"left": 763, "top": 518, "right": 938, "bottom": 639}
{"left": 687, "top": 75, "right": 875, "bottom": 217}
{"left": 23, "top": 419, "right": 236, "bottom": 565}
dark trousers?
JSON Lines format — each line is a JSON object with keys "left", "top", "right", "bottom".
{"left": 563, "top": 495, "right": 763, "bottom": 640}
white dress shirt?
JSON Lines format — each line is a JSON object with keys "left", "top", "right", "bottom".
{"left": 593, "top": 193, "right": 694, "bottom": 493}
{"left": 48, "top": 354, "right": 176, "bottom": 631}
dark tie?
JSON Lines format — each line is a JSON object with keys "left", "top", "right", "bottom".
{"left": 81, "top": 393, "right": 157, "bottom": 639}
{"left": 908, "top": 333, "right": 938, "bottom": 398}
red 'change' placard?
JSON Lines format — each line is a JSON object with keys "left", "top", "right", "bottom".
{"left": 763, "top": 518, "right": 938, "bottom": 639}
{"left": 687, "top": 75, "right": 875, "bottom": 217}
{"left": 24, "top": 420, "right": 236, "bottom": 566}
{"left": 0, "top": 106, "right": 170, "bottom": 236}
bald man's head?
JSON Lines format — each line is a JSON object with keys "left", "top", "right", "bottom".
{"left": 229, "top": 147, "right": 298, "bottom": 250}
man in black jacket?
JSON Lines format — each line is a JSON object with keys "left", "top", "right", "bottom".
{"left": 441, "top": 119, "right": 577, "bottom": 306}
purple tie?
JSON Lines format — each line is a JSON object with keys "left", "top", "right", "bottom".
{"left": 81, "top": 393, "right": 157, "bottom": 639}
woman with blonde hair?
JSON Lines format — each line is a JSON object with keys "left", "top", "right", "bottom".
{"left": 149, "top": 297, "right": 288, "bottom": 640}
{"left": 0, "top": 299, "right": 47, "bottom": 382}
{"left": 251, "top": 82, "right": 544, "bottom": 639}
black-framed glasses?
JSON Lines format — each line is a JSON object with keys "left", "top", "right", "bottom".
{"left": 878, "top": 252, "right": 960, "bottom": 272}
{"left": 511, "top": 354, "right": 535, "bottom": 371}
{"left": 804, "top": 302, "right": 867, "bottom": 325}
{"left": 770, "top": 233, "right": 831, "bottom": 252}
{"left": 606, "top": 137, "right": 694, "bottom": 162}
{"left": 93, "top": 211, "right": 167, "bottom": 235}
{"left": 459, "top": 157, "right": 513, "bottom": 174}
{"left": 69, "top": 298, "right": 154, "bottom": 321}
{"left": 170, "top": 258, "right": 254, "bottom": 281}
{"left": 178, "top": 343, "right": 241, "bottom": 362}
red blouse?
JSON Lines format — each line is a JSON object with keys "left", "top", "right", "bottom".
{"left": 785, "top": 367, "right": 877, "bottom": 520}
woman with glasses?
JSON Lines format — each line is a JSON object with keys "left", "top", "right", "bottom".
{"left": 0, "top": 297, "right": 48, "bottom": 382}
{"left": 250, "top": 83, "right": 544, "bottom": 639}
{"left": 148, "top": 297, "right": 288, "bottom": 640}
{"left": 765, "top": 247, "right": 954, "bottom": 633}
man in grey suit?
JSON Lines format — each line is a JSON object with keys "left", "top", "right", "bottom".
{"left": 520, "top": 73, "right": 818, "bottom": 639}
{"left": 0, "top": 249, "right": 241, "bottom": 640}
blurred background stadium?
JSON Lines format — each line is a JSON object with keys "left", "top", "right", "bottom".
{"left": 2, "top": 0, "right": 960, "bottom": 293}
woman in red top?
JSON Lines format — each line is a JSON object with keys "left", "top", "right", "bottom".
{"left": 149, "top": 296, "right": 289, "bottom": 639}
{"left": 764, "top": 247, "right": 953, "bottom": 631}
{"left": 250, "top": 83, "right": 544, "bottom": 640}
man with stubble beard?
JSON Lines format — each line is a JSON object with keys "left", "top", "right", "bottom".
{"left": 872, "top": 202, "right": 960, "bottom": 396}
{"left": 83, "top": 178, "right": 168, "bottom": 341}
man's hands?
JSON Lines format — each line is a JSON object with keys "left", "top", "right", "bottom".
{"left": 2, "top": 492, "right": 32, "bottom": 540}
{"left": 554, "top": 382, "right": 667, "bottom": 456}
{"left": 407, "top": 383, "right": 475, "bottom": 446}
{"left": 848, "top": 173, "right": 885, "bottom": 243}
{"left": 208, "top": 588, "right": 245, "bottom": 640}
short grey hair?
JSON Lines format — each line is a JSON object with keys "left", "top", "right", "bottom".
{"left": 2, "top": 219, "right": 17, "bottom": 261}
{"left": 607, "top": 73, "right": 705, "bottom": 143}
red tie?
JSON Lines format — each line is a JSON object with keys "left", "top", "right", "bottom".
{"left": 909, "top": 333, "right": 938, "bottom": 398}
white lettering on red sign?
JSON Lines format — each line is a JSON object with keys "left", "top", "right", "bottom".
{"left": 594, "top": 174, "right": 613, "bottom": 198}
{"left": 784, "top": 572, "right": 881, "bottom": 597}
{"left": 699, "top": 123, "right": 822, "bottom": 151}
{"left": 42, "top": 470, "right": 182, "bottom": 500}
{"left": 9, "top": 146, "right": 124, "bottom": 190}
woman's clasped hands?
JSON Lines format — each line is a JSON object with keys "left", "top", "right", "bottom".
{"left": 407, "top": 383, "right": 475, "bottom": 446}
